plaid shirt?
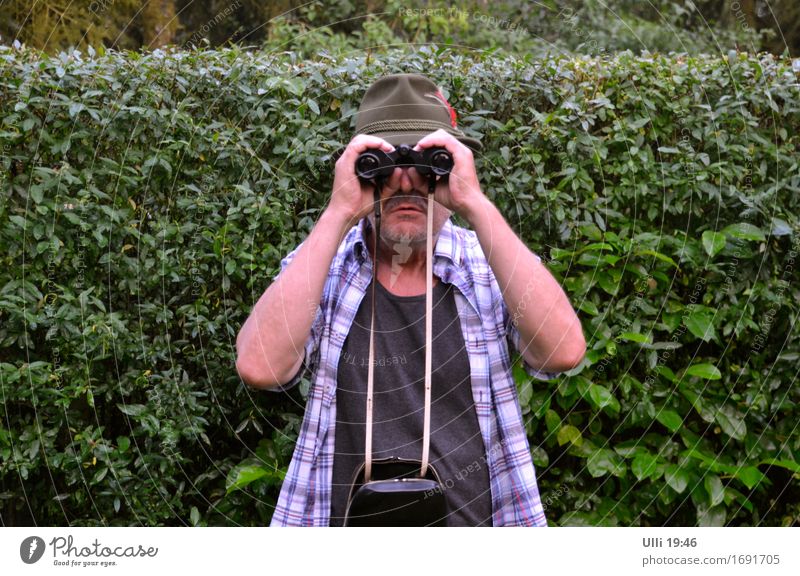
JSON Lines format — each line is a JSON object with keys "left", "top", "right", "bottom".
{"left": 268, "top": 217, "right": 559, "bottom": 526}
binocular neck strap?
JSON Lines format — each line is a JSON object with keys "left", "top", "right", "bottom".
{"left": 364, "top": 176, "right": 437, "bottom": 482}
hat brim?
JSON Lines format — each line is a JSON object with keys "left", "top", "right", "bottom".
{"left": 329, "top": 129, "right": 482, "bottom": 164}
{"left": 374, "top": 130, "right": 483, "bottom": 152}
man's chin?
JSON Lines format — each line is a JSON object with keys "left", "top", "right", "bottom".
{"left": 381, "top": 226, "right": 427, "bottom": 246}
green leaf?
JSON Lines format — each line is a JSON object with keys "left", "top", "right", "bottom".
{"left": 770, "top": 217, "right": 792, "bottom": 237}
{"left": 283, "top": 77, "right": 304, "bottom": 96}
{"left": 69, "top": 102, "right": 85, "bottom": 118}
{"left": 190, "top": 506, "right": 200, "bottom": 526}
{"left": 715, "top": 404, "right": 746, "bottom": 440}
{"left": 684, "top": 313, "right": 717, "bottom": 342}
{"left": 619, "top": 332, "right": 651, "bottom": 344}
{"left": 685, "top": 363, "right": 721, "bottom": 380}
{"left": 92, "top": 466, "right": 109, "bottom": 485}
{"left": 684, "top": 446, "right": 737, "bottom": 474}
{"left": 225, "top": 464, "right": 270, "bottom": 495}
{"left": 636, "top": 249, "right": 678, "bottom": 268}
{"left": 557, "top": 424, "right": 582, "bottom": 447}
{"left": 735, "top": 466, "right": 766, "bottom": 490}
{"left": 697, "top": 504, "right": 726, "bottom": 526}
{"left": 30, "top": 186, "right": 44, "bottom": 204}
{"left": 9, "top": 215, "right": 28, "bottom": 229}
{"left": 545, "top": 409, "right": 561, "bottom": 435}
{"left": 656, "top": 409, "right": 683, "bottom": 433}
{"left": 632, "top": 453, "right": 660, "bottom": 481}
{"left": 587, "top": 448, "right": 626, "bottom": 478}
{"left": 722, "top": 222, "right": 766, "bottom": 242}
{"left": 655, "top": 365, "right": 677, "bottom": 382}
{"left": 725, "top": 486, "right": 754, "bottom": 512}
{"left": 530, "top": 390, "right": 550, "bottom": 419}
{"left": 704, "top": 474, "right": 725, "bottom": 507}
{"left": 683, "top": 388, "right": 716, "bottom": 422}
{"left": 517, "top": 378, "right": 532, "bottom": 407}
{"left": 759, "top": 458, "right": 800, "bottom": 473}
{"left": 588, "top": 383, "right": 620, "bottom": 413}
{"left": 117, "top": 404, "right": 147, "bottom": 417}
{"left": 613, "top": 440, "right": 648, "bottom": 459}
{"left": 531, "top": 445, "right": 549, "bottom": 468}
{"left": 665, "top": 464, "right": 690, "bottom": 493}
{"left": 512, "top": 363, "right": 527, "bottom": 386}
{"left": 701, "top": 230, "right": 726, "bottom": 257}
{"left": 116, "top": 436, "right": 130, "bottom": 453}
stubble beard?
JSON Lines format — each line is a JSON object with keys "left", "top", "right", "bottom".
{"left": 381, "top": 221, "right": 426, "bottom": 246}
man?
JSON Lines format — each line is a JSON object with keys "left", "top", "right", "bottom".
{"left": 236, "top": 74, "right": 586, "bottom": 526}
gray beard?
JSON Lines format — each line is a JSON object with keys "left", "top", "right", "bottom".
{"left": 381, "top": 225, "right": 426, "bottom": 246}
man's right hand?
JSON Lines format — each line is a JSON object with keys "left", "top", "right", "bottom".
{"left": 329, "top": 135, "right": 395, "bottom": 222}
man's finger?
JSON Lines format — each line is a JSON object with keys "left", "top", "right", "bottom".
{"left": 414, "top": 129, "right": 468, "bottom": 158}
{"left": 349, "top": 135, "right": 394, "bottom": 155}
{"left": 334, "top": 135, "right": 394, "bottom": 166}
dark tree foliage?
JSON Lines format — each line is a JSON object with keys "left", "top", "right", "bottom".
{"left": 1, "top": 0, "right": 799, "bottom": 56}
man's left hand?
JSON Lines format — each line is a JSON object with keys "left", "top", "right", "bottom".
{"left": 414, "top": 129, "right": 490, "bottom": 225}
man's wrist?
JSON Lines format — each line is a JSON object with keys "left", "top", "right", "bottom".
{"left": 462, "top": 195, "right": 497, "bottom": 230}
{"left": 321, "top": 203, "right": 359, "bottom": 236}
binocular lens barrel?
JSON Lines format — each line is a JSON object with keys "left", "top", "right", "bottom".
{"left": 429, "top": 151, "right": 453, "bottom": 176}
{"left": 355, "top": 146, "right": 452, "bottom": 181}
{"left": 356, "top": 152, "right": 383, "bottom": 180}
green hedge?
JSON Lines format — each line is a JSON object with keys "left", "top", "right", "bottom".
{"left": 1, "top": 44, "right": 798, "bottom": 526}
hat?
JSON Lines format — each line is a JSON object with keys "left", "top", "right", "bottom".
{"left": 353, "top": 73, "right": 482, "bottom": 151}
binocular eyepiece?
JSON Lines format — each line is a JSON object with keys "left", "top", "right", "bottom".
{"left": 356, "top": 144, "right": 453, "bottom": 181}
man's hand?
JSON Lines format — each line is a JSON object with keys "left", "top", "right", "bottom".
{"left": 329, "top": 135, "right": 395, "bottom": 223}
{"left": 414, "top": 129, "right": 490, "bottom": 225}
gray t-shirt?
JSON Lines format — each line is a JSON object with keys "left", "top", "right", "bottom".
{"left": 330, "top": 278, "right": 492, "bottom": 526}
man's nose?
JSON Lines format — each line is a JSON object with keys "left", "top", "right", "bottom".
{"left": 389, "top": 166, "right": 419, "bottom": 192}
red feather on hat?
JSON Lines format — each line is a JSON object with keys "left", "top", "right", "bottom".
{"left": 431, "top": 90, "right": 458, "bottom": 129}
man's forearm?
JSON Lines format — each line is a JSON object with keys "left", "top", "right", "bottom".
{"left": 236, "top": 207, "right": 353, "bottom": 387}
{"left": 466, "top": 198, "right": 586, "bottom": 373}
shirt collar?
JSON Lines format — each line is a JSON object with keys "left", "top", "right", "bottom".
{"left": 353, "top": 216, "right": 463, "bottom": 269}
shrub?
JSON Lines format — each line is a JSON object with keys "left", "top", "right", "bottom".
{"left": 1, "top": 44, "right": 798, "bottom": 526}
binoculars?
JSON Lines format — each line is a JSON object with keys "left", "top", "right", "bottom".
{"left": 356, "top": 144, "right": 453, "bottom": 181}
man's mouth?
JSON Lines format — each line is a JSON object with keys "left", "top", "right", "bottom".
{"left": 385, "top": 195, "right": 427, "bottom": 214}
{"left": 394, "top": 204, "right": 424, "bottom": 213}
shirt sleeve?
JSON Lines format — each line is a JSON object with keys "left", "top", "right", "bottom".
{"left": 501, "top": 252, "right": 562, "bottom": 382}
{"left": 263, "top": 241, "right": 324, "bottom": 393}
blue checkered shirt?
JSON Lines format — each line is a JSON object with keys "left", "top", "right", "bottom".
{"left": 268, "top": 217, "right": 559, "bottom": 526}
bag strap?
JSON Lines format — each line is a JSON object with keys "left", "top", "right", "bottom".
{"left": 421, "top": 177, "right": 435, "bottom": 478}
{"left": 364, "top": 176, "right": 437, "bottom": 482}
{"left": 364, "top": 180, "right": 381, "bottom": 483}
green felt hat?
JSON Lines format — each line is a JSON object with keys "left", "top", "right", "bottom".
{"left": 353, "top": 73, "right": 482, "bottom": 151}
